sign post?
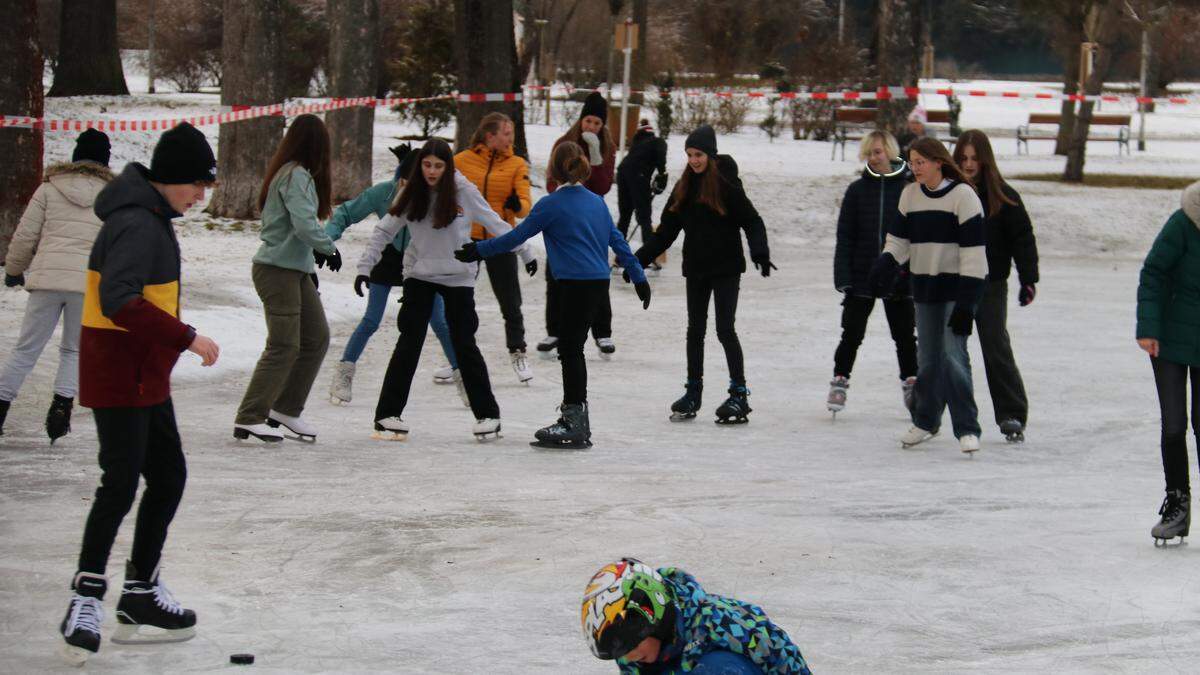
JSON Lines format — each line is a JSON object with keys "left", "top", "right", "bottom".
{"left": 615, "top": 18, "right": 638, "bottom": 160}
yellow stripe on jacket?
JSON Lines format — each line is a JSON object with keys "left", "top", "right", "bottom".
{"left": 83, "top": 269, "right": 180, "bottom": 331}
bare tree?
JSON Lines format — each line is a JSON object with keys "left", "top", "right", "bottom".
{"left": 1064, "top": 0, "right": 1124, "bottom": 182}
{"left": 0, "top": 0, "right": 43, "bottom": 263}
{"left": 48, "top": 0, "right": 128, "bottom": 96}
{"left": 874, "top": 0, "right": 919, "bottom": 133}
{"left": 327, "top": 0, "right": 379, "bottom": 201}
{"left": 453, "top": 0, "right": 526, "bottom": 157}
{"left": 207, "top": 0, "right": 285, "bottom": 219}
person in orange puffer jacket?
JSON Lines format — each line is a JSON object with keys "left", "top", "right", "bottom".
{"left": 454, "top": 112, "right": 537, "bottom": 384}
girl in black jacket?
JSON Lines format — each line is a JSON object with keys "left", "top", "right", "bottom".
{"left": 635, "top": 125, "right": 773, "bottom": 424}
{"left": 954, "top": 129, "right": 1039, "bottom": 442}
{"left": 830, "top": 130, "right": 918, "bottom": 417}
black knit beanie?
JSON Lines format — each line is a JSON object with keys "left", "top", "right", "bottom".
{"left": 72, "top": 129, "right": 111, "bottom": 166}
{"left": 149, "top": 123, "right": 217, "bottom": 184}
{"left": 684, "top": 125, "right": 717, "bottom": 158}
{"left": 581, "top": 91, "right": 608, "bottom": 124}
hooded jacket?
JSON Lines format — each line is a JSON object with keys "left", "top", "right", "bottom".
{"left": 454, "top": 144, "right": 532, "bottom": 241}
{"left": 6, "top": 161, "right": 114, "bottom": 292}
{"left": 81, "top": 163, "right": 196, "bottom": 409}
{"left": 834, "top": 159, "right": 911, "bottom": 297}
{"left": 617, "top": 129, "right": 668, "bottom": 181}
{"left": 1137, "top": 181, "right": 1200, "bottom": 367}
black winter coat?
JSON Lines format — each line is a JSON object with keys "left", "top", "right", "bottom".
{"left": 636, "top": 155, "right": 769, "bottom": 278}
{"left": 617, "top": 129, "right": 667, "bottom": 181}
{"left": 834, "top": 160, "right": 911, "bottom": 297}
{"left": 977, "top": 181, "right": 1039, "bottom": 286}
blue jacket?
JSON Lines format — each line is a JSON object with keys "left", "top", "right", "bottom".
{"left": 475, "top": 184, "right": 646, "bottom": 284}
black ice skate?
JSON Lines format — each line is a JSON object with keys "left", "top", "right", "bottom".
{"left": 1153, "top": 489, "right": 1190, "bottom": 546}
{"left": 715, "top": 384, "right": 751, "bottom": 425}
{"left": 670, "top": 381, "right": 703, "bottom": 422}
{"left": 531, "top": 402, "right": 593, "bottom": 449}
{"left": 112, "top": 561, "right": 197, "bottom": 645}
{"left": 46, "top": 394, "right": 73, "bottom": 444}
{"left": 60, "top": 571, "right": 106, "bottom": 666}
{"left": 1000, "top": 418, "right": 1025, "bottom": 443}
{"left": 0, "top": 398, "right": 9, "bottom": 436}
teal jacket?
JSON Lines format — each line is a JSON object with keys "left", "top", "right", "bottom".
{"left": 252, "top": 163, "right": 336, "bottom": 273}
{"left": 324, "top": 179, "right": 410, "bottom": 254}
{"left": 1137, "top": 181, "right": 1200, "bottom": 367}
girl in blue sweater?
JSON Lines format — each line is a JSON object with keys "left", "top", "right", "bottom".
{"left": 457, "top": 142, "right": 651, "bottom": 448}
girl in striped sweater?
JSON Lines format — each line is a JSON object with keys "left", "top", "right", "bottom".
{"left": 869, "top": 137, "right": 987, "bottom": 454}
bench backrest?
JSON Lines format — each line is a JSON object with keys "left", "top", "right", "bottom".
{"left": 1028, "top": 112, "right": 1131, "bottom": 126}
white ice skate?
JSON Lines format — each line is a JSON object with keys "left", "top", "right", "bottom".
{"left": 511, "top": 351, "right": 533, "bottom": 384}
{"left": 473, "top": 418, "right": 502, "bottom": 441}
{"left": 536, "top": 336, "right": 558, "bottom": 359}
{"left": 433, "top": 365, "right": 455, "bottom": 384}
{"left": 827, "top": 376, "right": 848, "bottom": 417}
{"left": 233, "top": 423, "right": 284, "bottom": 443}
{"left": 959, "top": 434, "right": 980, "bottom": 455}
{"left": 900, "top": 425, "right": 937, "bottom": 449}
{"left": 267, "top": 410, "right": 317, "bottom": 443}
{"left": 330, "top": 361, "right": 355, "bottom": 405}
{"left": 595, "top": 337, "right": 616, "bottom": 360}
{"left": 373, "top": 417, "right": 409, "bottom": 441}
{"left": 453, "top": 370, "right": 470, "bottom": 408}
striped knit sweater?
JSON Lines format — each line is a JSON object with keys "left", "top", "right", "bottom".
{"left": 883, "top": 180, "right": 988, "bottom": 308}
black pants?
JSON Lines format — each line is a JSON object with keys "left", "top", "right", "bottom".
{"left": 78, "top": 399, "right": 186, "bottom": 576}
{"left": 481, "top": 251, "right": 526, "bottom": 352}
{"left": 975, "top": 279, "right": 1029, "bottom": 426}
{"left": 833, "top": 294, "right": 918, "bottom": 380}
{"left": 1152, "top": 356, "right": 1200, "bottom": 493}
{"left": 376, "top": 278, "right": 500, "bottom": 420}
{"left": 558, "top": 279, "right": 611, "bottom": 405}
{"left": 546, "top": 262, "right": 612, "bottom": 339}
{"left": 616, "top": 169, "right": 652, "bottom": 245}
{"left": 686, "top": 274, "right": 744, "bottom": 384}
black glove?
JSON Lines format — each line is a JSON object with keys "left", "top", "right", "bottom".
{"left": 525, "top": 259, "right": 538, "bottom": 277}
{"left": 867, "top": 253, "right": 899, "bottom": 298}
{"left": 634, "top": 281, "right": 652, "bottom": 309}
{"left": 752, "top": 256, "right": 778, "bottom": 278}
{"left": 1018, "top": 283, "right": 1036, "bottom": 307}
{"left": 948, "top": 305, "right": 974, "bottom": 336}
{"left": 504, "top": 191, "right": 523, "bottom": 213}
{"left": 622, "top": 268, "right": 631, "bottom": 284}
{"left": 314, "top": 248, "right": 341, "bottom": 271}
{"left": 4, "top": 273, "right": 24, "bottom": 287}
{"left": 454, "top": 242, "right": 482, "bottom": 263}
{"left": 651, "top": 172, "right": 668, "bottom": 196}
{"left": 309, "top": 272, "right": 320, "bottom": 290}
{"left": 354, "top": 274, "right": 370, "bottom": 297}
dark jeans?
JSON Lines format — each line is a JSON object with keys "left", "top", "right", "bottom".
{"left": 975, "top": 279, "right": 1029, "bottom": 427}
{"left": 913, "top": 301, "right": 981, "bottom": 439}
{"left": 546, "top": 262, "right": 612, "bottom": 339}
{"left": 833, "top": 294, "right": 918, "bottom": 380}
{"left": 481, "top": 251, "right": 526, "bottom": 352}
{"left": 375, "top": 278, "right": 499, "bottom": 421}
{"left": 557, "top": 279, "right": 610, "bottom": 404}
{"left": 686, "top": 274, "right": 744, "bottom": 384}
{"left": 78, "top": 399, "right": 186, "bottom": 577}
{"left": 1151, "top": 356, "right": 1200, "bottom": 493}
{"left": 616, "top": 169, "right": 652, "bottom": 245}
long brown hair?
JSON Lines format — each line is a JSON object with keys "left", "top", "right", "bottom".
{"left": 389, "top": 139, "right": 458, "bottom": 229}
{"left": 259, "top": 114, "right": 332, "bottom": 219}
{"left": 468, "top": 112, "right": 513, "bottom": 149}
{"left": 548, "top": 141, "right": 591, "bottom": 186}
{"left": 563, "top": 118, "right": 616, "bottom": 160}
{"left": 953, "top": 129, "right": 1016, "bottom": 218}
{"left": 908, "top": 137, "right": 971, "bottom": 187}
{"left": 668, "top": 153, "right": 726, "bottom": 216}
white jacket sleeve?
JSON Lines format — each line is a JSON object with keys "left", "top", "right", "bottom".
{"left": 5, "top": 184, "right": 49, "bottom": 276}
{"left": 358, "top": 214, "right": 405, "bottom": 276}
{"left": 456, "top": 173, "right": 534, "bottom": 263}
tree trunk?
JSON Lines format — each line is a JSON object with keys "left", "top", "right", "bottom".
{"left": 1053, "top": 23, "right": 1083, "bottom": 155}
{"left": 48, "top": 0, "right": 129, "bottom": 96}
{"left": 207, "top": 0, "right": 285, "bottom": 220}
{"left": 454, "top": 0, "right": 526, "bottom": 158}
{"left": 0, "top": 0, "right": 43, "bottom": 264}
{"left": 327, "top": 0, "right": 378, "bottom": 202}
{"left": 1064, "top": 0, "right": 1122, "bottom": 182}
{"left": 875, "top": 0, "right": 916, "bottom": 134}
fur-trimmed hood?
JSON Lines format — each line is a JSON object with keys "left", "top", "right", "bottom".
{"left": 1183, "top": 180, "right": 1200, "bottom": 227}
{"left": 44, "top": 160, "right": 115, "bottom": 209}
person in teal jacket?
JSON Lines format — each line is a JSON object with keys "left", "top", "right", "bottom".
{"left": 326, "top": 145, "right": 462, "bottom": 406}
{"left": 1138, "top": 180, "right": 1200, "bottom": 545}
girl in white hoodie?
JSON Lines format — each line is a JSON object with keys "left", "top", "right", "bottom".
{"left": 360, "top": 139, "right": 533, "bottom": 441}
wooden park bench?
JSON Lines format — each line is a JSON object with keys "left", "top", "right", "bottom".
{"left": 830, "top": 108, "right": 953, "bottom": 160}
{"left": 1016, "top": 112, "right": 1131, "bottom": 155}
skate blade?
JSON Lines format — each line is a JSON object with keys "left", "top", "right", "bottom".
{"left": 537, "top": 350, "right": 557, "bottom": 360}
{"left": 715, "top": 417, "right": 748, "bottom": 425}
{"left": 1154, "top": 535, "right": 1188, "bottom": 547}
{"left": 329, "top": 396, "right": 349, "bottom": 406}
{"left": 60, "top": 643, "right": 93, "bottom": 667}
{"left": 111, "top": 623, "right": 195, "bottom": 645}
{"left": 233, "top": 429, "right": 284, "bottom": 443}
{"left": 901, "top": 435, "right": 936, "bottom": 449}
{"left": 474, "top": 431, "right": 502, "bottom": 442}
{"left": 267, "top": 419, "right": 316, "bottom": 443}
{"left": 530, "top": 439, "right": 593, "bottom": 450}
{"left": 598, "top": 353, "right": 613, "bottom": 361}
{"left": 371, "top": 430, "right": 408, "bottom": 441}
{"left": 669, "top": 412, "right": 697, "bottom": 422}
{"left": 281, "top": 432, "right": 316, "bottom": 443}
{"left": 1005, "top": 434, "right": 1025, "bottom": 443}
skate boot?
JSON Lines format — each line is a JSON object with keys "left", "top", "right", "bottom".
{"left": 267, "top": 410, "right": 317, "bottom": 443}
{"left": 827, "top": 376, "right": 849, "bottom": 416}
{"left": 900, "top": 425, "right": 937, "bottom": 448}
{"left": 1153, "top": 489, "right": 1191, "bottom": 546}
{"left": 112, "top": 561, "right": 196, "bottom": 645}
{"left": 511, "top": 350, "right": 533, "bottom": 384}
{"left": 373, "top": 417, "right": 409, "bottom": 441}
{"left": 595, "top": 337, "right": 616, "bottom": 360}
{"left": 1000, "top": 418, "right": 1025, "bottom": 443}
{"left": 473, "top": 418, "right": 502, "bottom": 442}
{"left": 959, "top": 434, "right": 980, "bottom": 455}
{"left": 46, "top": 394, "right": 73, "bottom": 444}
{"left": 330, "top": 361, "right": 355, "bottom": 405}
{"left": 433, "top": 365, "right": 455, "bottom": 384}
{"left": 715, "top": 383, "right": 752, "bottom": 425}
{"left": 670, "top": 380, "right": 703, "bottom": 422}
{"left": 531, "top": 402, "right": 593, "bottom": 449}
{"left": 233, "top": 423, "right": 285, "bottom": 443}
{"left": 902, "top": 376, "right": 917, "bottom": 414}
{"left": 452, "top": 370, "right": 470, "bottom": 407}
{"left": 0, "top": 398, "right": 9, "bottom": 436}
{"left": 59, "top": 571, "right": 106, "bottom": 666}
{"left": 536, "top": 336, "right": 558, "bottom": 359}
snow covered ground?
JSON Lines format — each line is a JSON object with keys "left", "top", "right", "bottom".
{"left": 2, "top": 76, "right": 1200, "bottom": 672}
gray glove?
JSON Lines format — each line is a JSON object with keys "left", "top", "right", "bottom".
{"left": 581, "top": 131, "right": 603, "bottom": 166}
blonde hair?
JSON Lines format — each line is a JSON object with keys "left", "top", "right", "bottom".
{"left": 858, "top": 130, "right": 900, "bottom": 163}
{"left": 548, "top": 141, "right": 591, "bottom": 185}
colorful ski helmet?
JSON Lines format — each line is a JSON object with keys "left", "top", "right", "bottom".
{"left": 581, "top": 558, "right": 676, "bottom": 660}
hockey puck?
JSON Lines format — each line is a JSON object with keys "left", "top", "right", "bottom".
{"left": 230, "top": 653, "right": 255, "bottom": 665}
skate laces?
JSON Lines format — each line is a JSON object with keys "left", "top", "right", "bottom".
{"left": 150, "top": 579, "right": 186, "bottom": 615}
{"left": 68, "top": 594, "right": 105, "bottom": 635}
{"left": 1160, "top": 493, "right": 1188, "bottom": 520}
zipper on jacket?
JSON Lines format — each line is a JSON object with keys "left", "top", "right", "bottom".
{"left": 483, "top": 152, "right": 496, "bottom": 207}
{"left": 878, "top": 178, "right": 886, "bottom": 250}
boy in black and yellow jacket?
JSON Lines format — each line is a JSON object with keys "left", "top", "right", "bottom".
{"left": 60, "top": 123, "right": 221, "bottom": 666}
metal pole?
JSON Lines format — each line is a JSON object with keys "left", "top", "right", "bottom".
{"left": 618, "top": 18, "right": 633, "bottom": 160}
{"left": 838, "top": 0, "right": 844, "bottom": 44}
{"left": 147, "top": 0, "right": 156, "bottom": 94}
{"left": 1138, "top": 26, "right": 1149, "bottom": 151}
